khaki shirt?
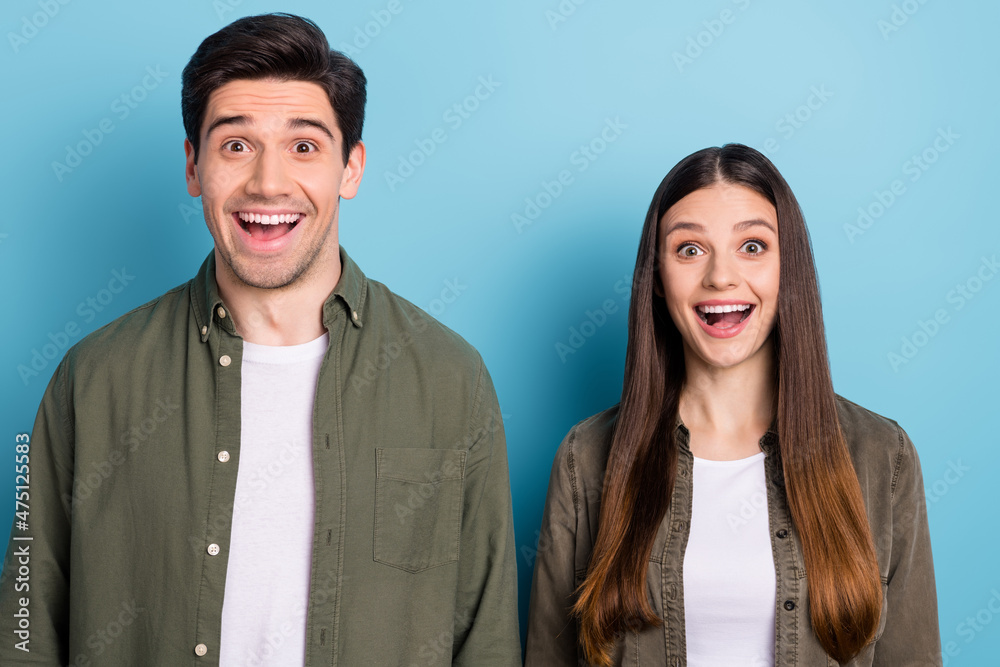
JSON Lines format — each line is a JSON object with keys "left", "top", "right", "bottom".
{"left": 525, "top": 396, "right": 940, "bottom": 666}
{"left": 0, "top": 247, "right": 521, "bottom": 666}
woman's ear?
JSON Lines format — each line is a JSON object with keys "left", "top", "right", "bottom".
{"left": 652, "top": 264, "right": 665, "bottom": 298}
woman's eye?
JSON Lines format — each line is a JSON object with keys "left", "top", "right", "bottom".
{"left": 678, "top": 244, "right": 704, "bottom": 257}
{"left": 223, "top": 141, "right": 247, "bottom": 153}
{"left": 741, "top": 240, "right": 767, "bottom": 254}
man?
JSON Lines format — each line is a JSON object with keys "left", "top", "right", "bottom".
{"left": 0, "top": 13, "right": 520, "bottom": 666}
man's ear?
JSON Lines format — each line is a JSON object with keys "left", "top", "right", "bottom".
{"left": 184, "top": 138, "right": 201, "bottom": 197}
{"left": 338, "top": 140, "right": 366, "bottom": 200}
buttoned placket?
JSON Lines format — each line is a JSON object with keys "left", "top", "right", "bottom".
{"left": 191, "top": 299, "right": 245, "bottom": 662}
{"left": 303, "top": 294, "right": 364, "bottom": 666}
{"left": 661, "top": 424, "right": 694, "bottom": 665}
{"left": 187, "top": 256, "right": 367, "bottom": 665}
{"left": 760, "top": 432, "right": 805, "bottom": 666}
{"left": 659, "top": 424, "right": 801, "bottom": 666}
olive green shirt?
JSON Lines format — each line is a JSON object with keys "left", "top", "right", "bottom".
{"left": 525, "top": 396, "right": 941, "bottom": 666}
{"left": 0, "top": 247, "right": 521, "bottom": 666}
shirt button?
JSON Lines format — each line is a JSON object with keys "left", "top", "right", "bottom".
{"left": 351, "top": 310, "right": 358, "bottom": 321}
{"left": 217, "top": 306, "right": 227, "bottom": 319}
{"left": 194, "top": 643, "right": 208, "bottom": 656}
{"left": 219, "top": 355, "right": 231, "bottom": 367}
{"left": 207, "top": 543, "right": 220, "bottom": 556}
{"left": 201, "top": 325, "right": 208, "bottom": 336}
{"left": 776, "top": 529, "right": 788, "bottom": 539}
{"left": 666, "top": 583, "right": 677, "bottom": 600}
{"left": 784, "top": 600, "right": 796, "bottom": 611}
{"left": 217, "top": 451, "right": 230, "bottom": 463}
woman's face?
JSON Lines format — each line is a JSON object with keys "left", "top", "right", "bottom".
{"left": 657, "top": 183, "right": 780, "bottom": 371}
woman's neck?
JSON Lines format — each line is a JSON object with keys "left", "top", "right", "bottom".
{"left": 679, "top": 338, "right": 776, "bottom": 460}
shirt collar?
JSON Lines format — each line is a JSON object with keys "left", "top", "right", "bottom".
{"left": 673, "top": 412, "right": 780, "bottom": 454}
{"left": 323, "top": 245, "right": 367, "bottom": 330}
{"left": 192, "top": 245, "right": 368, "bottom": 343}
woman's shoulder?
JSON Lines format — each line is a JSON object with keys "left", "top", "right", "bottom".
{"left": 834, "top": 391, "right": 900, "bottom": 428}
{"left": 552, "top": 405, "right": 621, "bottom": 488}
{"left": 833, "top": 393, "right": 918, "bottom": 491}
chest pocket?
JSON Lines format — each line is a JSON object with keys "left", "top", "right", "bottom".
{"left": 374, "top": 447, "right": 466, "bottom": 573}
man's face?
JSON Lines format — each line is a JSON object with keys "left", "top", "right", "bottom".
{"left": 185, "top": 79, "right": 365, "bottom": 290}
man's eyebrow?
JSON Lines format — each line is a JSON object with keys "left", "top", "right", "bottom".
{"left": 663, "top": 219, "right": 776, "bottom": 236}
{"left": 286, "top": 117, "right": 335, "bottom": 142}
{"left": 204, "top": 115, "right": 336, "bottom": 142}
{"left": 205, "top": 114, "right": 250, "bottom": 140}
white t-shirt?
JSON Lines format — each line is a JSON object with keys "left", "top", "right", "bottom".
{"left": 683, "top": 452, "right": 776, "bottom": 667}
{"left": 219, "top": 333, "right": 328, "bottom": 666}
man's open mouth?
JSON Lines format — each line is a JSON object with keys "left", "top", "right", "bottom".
{"left": 695, "top": 303, "right": 754, "bottom": 330}
{"left": 234, "top": 211, "right": 302, "bottom": 241}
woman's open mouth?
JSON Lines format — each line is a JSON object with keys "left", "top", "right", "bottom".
{"left": 694, "top": 302, "right": 755, "bottom": 338}
{"left": 696, "top": 303, "right": 754, "bottom": 329}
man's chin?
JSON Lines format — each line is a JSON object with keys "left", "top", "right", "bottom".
{"left": 231, "top": 266, "right": 304, "bottom": 290}
{"left": 219, "top": 251, "right": 305, "bottom": 291}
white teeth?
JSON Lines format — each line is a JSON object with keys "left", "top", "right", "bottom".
{"left": 697, "top": 303, "right": 752, "bottom": 314}
{"left": 237, "top": 212, "right": 302, "bottom": 225}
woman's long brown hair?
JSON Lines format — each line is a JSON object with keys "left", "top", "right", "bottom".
{"left": 572, "top": 144, "right": 882, "bottom": 665}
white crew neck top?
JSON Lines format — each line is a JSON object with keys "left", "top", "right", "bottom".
{"left": 219, "top": 333, "right": 328, "bottom": 666}
{"left": 683, "top": 452, "right": 776, "bottom": 667}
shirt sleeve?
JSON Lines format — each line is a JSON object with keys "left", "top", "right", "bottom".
{"left": 871, "top": 425, "right": 942, "bottom": 666}
{"left": 524, "top": 427, "right": 581, "bottom": 667}
{"left": 0, "top": 357, "right": 74, "bottom": 665}
{"left": 450, "top": 359, "right": 522, "bottom": 666}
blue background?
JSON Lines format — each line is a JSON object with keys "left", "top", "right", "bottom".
{"left": 2, "top": 0, "right": 997, "bottom": 661}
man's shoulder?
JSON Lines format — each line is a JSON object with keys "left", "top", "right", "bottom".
{"left": 64, "top": 278, "right": 194, "bottom": 372}
{"left": 362, "top": 276, "right": 484, "bottom": 373}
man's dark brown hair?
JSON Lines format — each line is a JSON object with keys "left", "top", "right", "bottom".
{"left": 181, "top": 13, "right": 366, "bottom": 165}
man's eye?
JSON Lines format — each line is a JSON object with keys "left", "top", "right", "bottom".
{"left": 294, "top": 142, "right": 315, "bottom": 153}
{"left": 223, "top": 141, "right": 247, "bottom": 153}
{"left": 677, "top": 244, "right": 704, "bottom": 257}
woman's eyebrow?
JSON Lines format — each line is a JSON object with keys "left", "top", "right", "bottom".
{"left": 663, "top": 219, "right": 776, "bottom": 236}
{"left": 733, "top": 219, "right": 776, "bottom": 234}
{"left": 662, "top": 221, "right": 705, "bottom": 236}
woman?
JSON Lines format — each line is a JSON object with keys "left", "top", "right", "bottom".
{"left": 524, "top": 144, "right": 940, "bottom": 666}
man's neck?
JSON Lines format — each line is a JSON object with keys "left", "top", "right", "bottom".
{"left": 214, "top": 248, "right": 342, "bottom": 346}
